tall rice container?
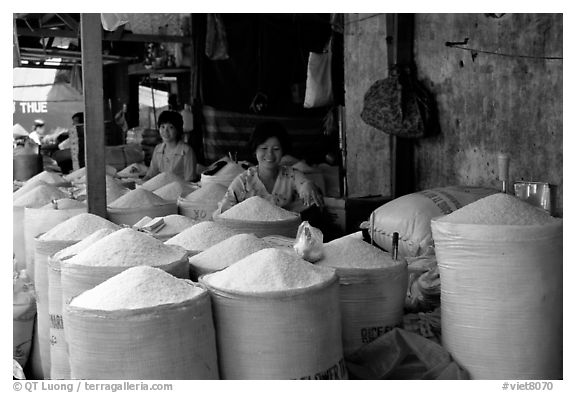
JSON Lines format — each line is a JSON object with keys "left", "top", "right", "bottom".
{"left": 66, "top": 266, "right": 219, "bottom": 379}
{"left": 48, "top": 228, "right": 118, "bottom": 380}
{"left": 24, "top": 199, "right": 86, "bottom": 282}
{"left": 200, "top": 248, "right": 346, "bottom": 379}
{"left": 32, "top": 213, "right": 120, "bottom": 379}
{"left": 316, "top": 237, "right": 408, "bottom": 356}
{"left": 431, "top": 194, "right": 562, "bottom": 379}
{"left": 13, "top": 184, "right": 67, "bottom": 274}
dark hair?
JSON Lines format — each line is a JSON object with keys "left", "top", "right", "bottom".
{"left": 72, "top": 112, "right": 84, "bottom": 124}
{"left": 248, "top": 121, "right": 291, "bottom": 155}
{"left": 158, "top": 110, "right": 184, "bottom": 141}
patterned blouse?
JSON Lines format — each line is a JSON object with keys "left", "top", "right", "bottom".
{"left": 146, "top": 141, "right": 196, "bottom": 181}
{"left": 219, "top": 165, "right": 313, "bottom": 212}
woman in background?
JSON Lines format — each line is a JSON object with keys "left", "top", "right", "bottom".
{"left": 143, "top": 110, "right": 197, "bottom": 182}
{"left": 218, "top": 121, "right": 323, "bottom": 213}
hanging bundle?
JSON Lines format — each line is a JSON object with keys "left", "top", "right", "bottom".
{"left": 361, "top": 65, "right": 435, "bottom": 138}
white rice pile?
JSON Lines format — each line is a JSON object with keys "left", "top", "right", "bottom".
{"left": 316, "top": 237, "right": 396, "bottom": 269}
{"left": 53, "top": 228, "right": 118, "bottom": 261}
{"left": 108, "top": 188, "right": 168, "bottom": 208}
{"left": 13, "top": 179, "right": 49, "bottom": 200}
{"left": 65, "top": 165, "right": 117, "bottom": 182}
{"left": 40, "top": 198, "right": 86, "bottom": 210}
{"left": 141, "top": 172, "right": 181, "bottom": 191}
{"left": 165, "top": 221, "right": 241, "bottom": 251}
{"left": 215, "top": 162, "right": 245, "bottom": 178}
{"left": 189, "top": 233, "right": 270, "bottom": 272}
{"left": 70, "top": 266, "right": 203, "bottom": 311}
{"left": 106, "top": 177, "right": 130, "bottom": 202}
{"left": 27, "top": 170, "right": 67, "bottom": 185}
{"left": 39, "top": 213, "right": 120, "bottom": 241}
{"left": 154, "top": 181, "right": 186, "bottom": 201}
{"left": 220, "top": 196, "right": 297, "bottom": 221}
{"left": 437, "top": 193, "right": 560, "bottom": 225}
{"left": 66, "top": 228, "right": 187, "bottom": 267}
{"left": 203, "top": 248, "right": 335, "bottom": 292}
{"left": 13, "top": 184, "right": 67, "bottom": 208}
{"left": 182, "top": 183, "right": 227, "bottom": 203}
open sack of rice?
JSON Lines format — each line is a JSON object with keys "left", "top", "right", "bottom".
{"left": 13, "top": 183, "right": 68, "bottom": 273}
{"left": 133, "top": 214, "right": 198, "bottom": 241}
{"left": 140, "top": 172, "right": 183, "bottom": 191}
{"left": 431, "top": 193, "right": 562, "bottom": 379}
{"left": 24, "top": 198, "right": 86, "bottom": 280}
{"left": 64, "top": 165, "right": 117, "bottom": 183}
{"left": 75, "top": 175, "right": 129, "bottom": 203}
{"left": 23, "top": 170, "right": 70, "bottom": 188}
{"left": 31, "top": 213, "right": 120, "bottom": 380}
{"left": 107, "top": 188, "right": 176, "bottom": 226}
{"left": 316, "top": 236, "right": 408, "bottom": 356}
{"left": 178, "top": 183, "right": 227, "bottom": 221}
{"left": 165, "top": 221, "right": 241, "bottom": 256}
{"left": 48, "top": 227, "right": 119, "bottom": 380}
{"left": 214, "top": 196, "right": 301, "bottom": 237}
{"left": 369, "top": 185, "right": 497, "bottom": 258}
{"left": 189, "top": 233, "right": 269, "bottom": 280}
{"left": 153, "top": 180, "right": 195, "bottom": 202}
{"left": 200, "top": 159, "right": 246, "bottom": 188}
{"left": 65, "top": 266, "right": 219, "bottom": 380}
{"left": 200, "top": 248, "right": 346, "bottom": 379}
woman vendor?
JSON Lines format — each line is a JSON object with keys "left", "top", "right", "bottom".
{"left": 143, "top": 110, "right": 197, "bottom": 182}
{"left": 218, "top": 121, "right": 323, "bottom": 214}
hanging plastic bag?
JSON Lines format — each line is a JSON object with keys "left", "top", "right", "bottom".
{"left": 346, "top": 328, "right": 469, "bottom": 380}
{"left": 294, "top": 221, "right": 324, "bottom": 262}
{"left": 304, "top": 40, "right": 333, "bottom": 108}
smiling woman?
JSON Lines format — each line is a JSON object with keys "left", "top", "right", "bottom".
{"left": 218, "top": 121, "right": 323, "bottom": 214}
{"left": 143, "top": 110, "right": 197, "bottom": 182}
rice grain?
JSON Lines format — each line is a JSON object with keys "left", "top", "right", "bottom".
{"left": 437, "top": 193, "right": 560, "bottom": 225}
{"left": 39, "top": 213, "right": 120, "bottom": 241}
{"left": 204, "top": 248, "right": 334, "bottom": 292}
{"left": 317, "top": 237, "right": 396, "bottom": 269}
{"left": 108, "top": 188, "right": 168, "bottom": 209}
{"left": 221, "top": 196, "right": 297, "bottom": 221}
{"left": 66, "top": 228, "right": 186, "bottom": 267}
{"left": 189, "top": 233, "right": 269, "bottom": 272}
{"left": 70, "top": 266, "right": 203, "bottom": 310}
{"left": 165, "top": 221, "right": 241, "bottom": 251}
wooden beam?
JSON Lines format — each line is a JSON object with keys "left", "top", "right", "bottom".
{"left": 56, "top": 13, "right": 79, "bottom": 33}
{"left": 17, "top": 26, "right": 190, "bottom": 43}
{"left": 80, "top": 13, "right": 107, "bottom": 218}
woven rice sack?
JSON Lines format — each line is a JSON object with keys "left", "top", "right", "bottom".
{"left": 48, "top": 228, "right": 118, "bottom": 380}
{"left": 32, "top": 213, "right": 120, "bottom": 379}
{"left": 153, "top": 180, "right": 193, "bottom": 202}
{"left": 317, "top": 237, "right": 408, "bottom": 356}
{"left": 201, "top": 248, "right": 346, "bottom": 379}
{"left": 214, "top": 196, "right": 302, "bottom": 238}
{"left": 65, "top": 266, "right": 218, "bottom": 380}
{"left": 369, "top": 185, "right": 497, "bottom": 258}
{"left": 24, "top": 200, "right": 86, "bottom": 281}
{"left": 431, "top": 194, "right": 562, "bottom": 379}
{"left": 200, "top": 161, "right": 245, "bottom": 188}
{"left": 13, "top": 184, "right": 67, "bottom": 274}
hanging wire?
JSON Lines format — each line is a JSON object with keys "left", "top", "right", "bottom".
{"left": 445, "top": 42, "right": 562, "bottom": 60}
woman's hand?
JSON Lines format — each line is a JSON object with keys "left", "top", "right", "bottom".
{"left": 300, "top": 182, "right": 324, "bottom": 209}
